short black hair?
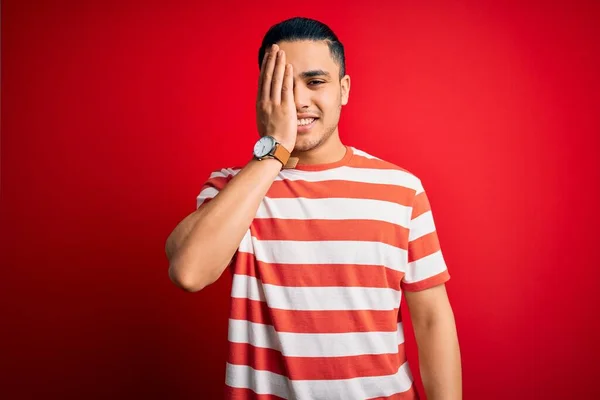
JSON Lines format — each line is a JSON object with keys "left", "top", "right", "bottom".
{"left": 258, "top": 17, "right": 346, "bottom": 79}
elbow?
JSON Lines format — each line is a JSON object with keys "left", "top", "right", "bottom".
{"left": 165, "top": 240, "right": 208, "bottom": 292}
{"left": 168, "top": 262, "right": 213, "bottom": 293}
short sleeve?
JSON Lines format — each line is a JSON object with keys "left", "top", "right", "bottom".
{"left": 401, "top": 179, "right": 451, "bottom": 291}
{"left": 195, "top": 167, "right": 241, "bottom": 266}
{"left": 196, "top": 168, "right": 236, "bottom": 210}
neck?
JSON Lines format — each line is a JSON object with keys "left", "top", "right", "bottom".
{"left": 291, "top": 130, "right": 347, "bottom": 166}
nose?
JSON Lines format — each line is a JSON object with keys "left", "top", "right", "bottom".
{"left": 293, "top": 83, "right": 311, "bottom": 110}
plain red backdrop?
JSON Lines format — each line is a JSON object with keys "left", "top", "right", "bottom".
{"left": 2, "top": 0, "right": 599, "bottom": 399}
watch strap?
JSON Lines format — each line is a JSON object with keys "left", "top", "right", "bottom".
{"left": 283, "top": 156, "right": 299, "bottom": 169}
{"left": 272, "top": 143, "right": 291, "bottom": 167}
{"left": 254, "top": 136, "right": 299, "bottom": 169}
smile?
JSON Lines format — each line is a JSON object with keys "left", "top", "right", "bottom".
{"left": 297, "top": 118, "right": 318, "bottom": 133}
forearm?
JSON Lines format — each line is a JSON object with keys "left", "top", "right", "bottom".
{"left": 413, "top": 310, "right": 462, "bottom": 400}
{"left": 166, "top": 157, "right": 282, "bottom": 291}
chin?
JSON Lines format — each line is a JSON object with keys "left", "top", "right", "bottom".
{"left": 294, "top": 134, "right": 324, "bottom": 152}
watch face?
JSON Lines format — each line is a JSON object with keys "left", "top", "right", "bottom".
{"left": 254, "top": 136, "right": 275, "bottom": 158}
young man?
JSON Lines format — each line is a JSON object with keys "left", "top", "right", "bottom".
{"left": 166, "top": 17, "right": 462, "bottom": 400}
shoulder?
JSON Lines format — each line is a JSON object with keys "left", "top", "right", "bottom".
{"left": 349, "top": 147, "right": 424, "bottom": 193}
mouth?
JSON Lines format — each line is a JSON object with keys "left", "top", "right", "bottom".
{"left": 297, "top": 117, "right": 318, "bottom": 133}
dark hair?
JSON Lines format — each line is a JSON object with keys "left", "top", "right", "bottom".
{"left": 258, "top": 17, "right": 346, "bottom": 79}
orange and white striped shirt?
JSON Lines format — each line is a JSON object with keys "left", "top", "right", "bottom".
{"left": 196, "top": 145, "right": 451, "bottom": 400}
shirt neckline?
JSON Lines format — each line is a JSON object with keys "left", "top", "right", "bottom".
{"left": 287, "top": 145, "right": 354, "bottom": 172}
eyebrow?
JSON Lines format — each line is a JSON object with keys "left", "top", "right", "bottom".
{"left": 299, "top": 69, "right": 331, "bottom": 79}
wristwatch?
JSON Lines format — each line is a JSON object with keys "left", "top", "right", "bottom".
{"left": 253, "top": 136, "right": 292, "bottom": 167}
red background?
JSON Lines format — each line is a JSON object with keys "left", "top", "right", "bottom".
{"left": 2, "top": 1, "right": 599, "bottom": 399}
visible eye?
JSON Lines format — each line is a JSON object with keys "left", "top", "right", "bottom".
{"left": 308, "top": 80, "right": 325, "bottom": 86}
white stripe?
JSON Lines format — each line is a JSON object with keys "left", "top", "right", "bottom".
{"left": 414, "top": 180, "right": 425, "bottom": 196}
{"left": 352, "top": 148, "right": 381, "bottom": 160}
{"left": 197, "top": 167, "right": 242, "bottom": 207}
{"left": 238, "top": 230, "right": 254, "bottom": 254}
{"left": 279, "top": 166, "right": 422, "bottom": 188}
{"left": 231, "top": 275, "right": 401, "bottom": 311}
{"left": 226, "top": 361, "right": 414, "bottom": 399}
{"left": 404, "top": 250, "right": 448, "bottom": 283}
{"left": 397, "top": 322, "right": 405, "bottom": 344}
{"left": 408, "top": 210, "right": 437, "bottom": 241}
{"left": 231, "top": 274, "right": 266, "bottom": 303}
{"left": 209, "top": 168, "right": 241, "bottom": 180}
{"left": 251, "top": 238, "right": 407, "bottom": 271}
{"left": 228, "top": 319, "right": 399, "bottom": 357}
{"left": 226, "top": 363, "right": 290, "bottom": 398}
{"left": 197, "top": 178, "right": 417, "bottom": 229}
{"left": 199, "top": 186, "right": 218, "bottom": 199}
{"left": 196, "top": 186, "right": 218, "bottom": 208}
{"left": 257, "top": 197, "right": 410, "bottom": 227}
{"left": 208, "top": 161, "right": 421, "bottom": 189}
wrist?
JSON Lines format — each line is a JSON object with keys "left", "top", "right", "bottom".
{"left": 267, "top": 135, "right": 294, "bottom": 153}
{"left": 279, "top": 142, "right": 295, "bottom": 154}
{"left": 253, "top": 135, "right": 295, "bottom": 169}
{"left": 275, "top": 138, "right": 295, "bottom": 154}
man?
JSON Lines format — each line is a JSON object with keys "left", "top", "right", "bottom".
{"left": 166, "top": 16, "right": 462, "bottom": 400}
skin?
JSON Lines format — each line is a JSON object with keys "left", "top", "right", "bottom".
{"left": 257, "top": 40, "right": 351, "bottom": 165}
{"left": 405, "top": 284, "right": 463, "bottom": 399}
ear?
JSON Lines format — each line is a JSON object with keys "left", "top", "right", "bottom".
{"left": 340, "top": 75, "right": 351, "bottom": 106}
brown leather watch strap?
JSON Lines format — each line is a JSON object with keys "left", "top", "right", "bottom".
{"left": 272, "top": 143, "right": 291, "bottom": 167}
{"left": 283, "top": 156, "right": 299, "bottom": 169}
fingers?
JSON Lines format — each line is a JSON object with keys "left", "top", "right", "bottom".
{"left": 259, "top": 44, "right": 292, "bottom": 106}
{"left": 270, "top": 50, "right": 286, "bottom": 104}
{"left": 260, "top": 45, "right": 278, "bottom": 103}
{"left": 281, "top": 63, "right": 294, "bottom": 106}
{"left": 257, "top": 48, "right": 270, "bottom": 99}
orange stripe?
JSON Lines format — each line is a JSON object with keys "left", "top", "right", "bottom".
{"left": 230, "top": 297, "right": 400, "bottom": 333}
{"left": 402, "top": 270, "right": 450, "bottom": 292}
{"left": 204, "top": 175, "right": 230, "bottom": 191}
{"left": 267, "top": 179, "right": 414, "bottom": 204}
{"left": 197, "top": 175, "right": 231, "bottom": 207}
{"left": 228, "top": 342, "right": 407, "bottom": 381}
{"left": 350, "top": 154, "right": 414, "bottom": 173}
{"left": 225, "top": 386, "right": 286, "bottom": 400}
{"left": 234, "top": 253, "right": 405, "bottom": 288}
{"left": 252, "top": 218, "right": 408, "bottom": 247}
{"left": 408, "top": 231, "right": 442, "bottom": 262}
{"left": 411, "top": 191, "right": 431, "bottom": 219}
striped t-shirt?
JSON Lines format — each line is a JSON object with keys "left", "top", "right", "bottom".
{"left": 196, "top": 145, "right": 451, "bottom": 400}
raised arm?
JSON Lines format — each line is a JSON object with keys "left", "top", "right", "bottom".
{"left": 165, "top": 44, "right": 297, "bottom": 292}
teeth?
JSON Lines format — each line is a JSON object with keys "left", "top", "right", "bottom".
{"left": 297, "top": 118, "right": 315, "bottom": 126}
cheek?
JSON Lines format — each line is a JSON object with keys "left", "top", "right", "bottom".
{"left": 315, "top": 90, "right": 339, "bottom": 115}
